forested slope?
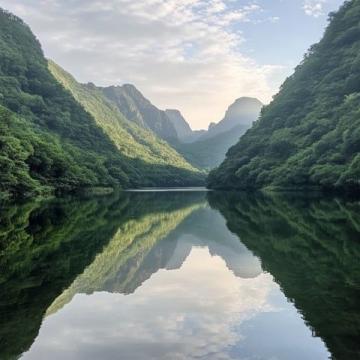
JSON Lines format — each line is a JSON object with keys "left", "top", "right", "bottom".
{"left": 208, "top": 0, "right": 360, "bottom": 192}
{"left": 0, "top": 9, "right": 130, "bottom": 198}
{"left": 49, "top": 62, "right": 203, "bottom": 187}
{"left": 0, "top": 9, "right": 203, "bottom": 199}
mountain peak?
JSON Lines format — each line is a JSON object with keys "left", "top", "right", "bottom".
{"left": 226, "top": 97, "right": 263, "bottom": 119}
{"left": 233, "top": 97, "right": 263, "bottom": 104}
{"left": 199, "top": 97, "right": 262, "bottom": 141}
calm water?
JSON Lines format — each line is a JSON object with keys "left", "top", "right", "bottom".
{"left": 0, "top": 191, "right": 359, "bottom": 360}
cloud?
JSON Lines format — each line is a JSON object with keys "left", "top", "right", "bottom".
{"left": 0, "top": 0, "right": 284, "bottom": 129}
{"left": 303, "top": 0, "right": 326, "bottom": 18}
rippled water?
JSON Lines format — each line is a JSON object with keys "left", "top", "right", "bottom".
{"left": 1, "top": 191, "right": 359, "bottom": 359}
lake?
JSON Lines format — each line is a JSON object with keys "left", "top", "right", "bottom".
{"left": 0, "top": 190, "right": 359, "bottom": 359}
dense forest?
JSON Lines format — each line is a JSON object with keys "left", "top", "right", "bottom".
{"left": 48, "top": 62, "right": 203, "bottom": 185}
{"left": 0, "top": 9, "right": 203, "bottom": 200}
{"left": 208, "top": 0, "right": 360, "bottom": 192}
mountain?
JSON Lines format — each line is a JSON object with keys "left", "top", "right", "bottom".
{"left": 176, "top": 124, "right": 251, "bottom": 169}
{"left": 175, "top": 97, "right": 262, "bottom": 169}
{"left": 165, "top": 109, "right": 192, "bottom": 140}
{"left": 49, "top": 62, "right": 203, "bottom": 185}
{"left": 200, "top": 97, "right": 263, "bottom": 141}
{"left": 165, "top": 109, "right": 206, "bottom": 142}
{"left": 208, "top": 1, "right": 360, "bottom": 192}
{"left": 101, "top": 84, "right": 178, "bottom": 143}
{"left": 0, "top": 9, "right": 131, "bottom": 198}
{"left": 99, "top": 81, "right": 261, "bottom": 170}
{"left": 0, "top": 9, "right": 203, "bottom": 199}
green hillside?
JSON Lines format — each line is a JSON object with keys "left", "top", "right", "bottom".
{"left": 0, "top": 9, "right": 203, "bottom": 199}
{"left": 49, "top": 62, "right": 204, "bottom": 186}
{"left": 0, "top": 9, "right": 133, "bottom": 198}
{"left": 208, "top": 0, "right": 360, "bottom": 192}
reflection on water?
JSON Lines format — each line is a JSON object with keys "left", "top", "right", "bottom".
{"left": 0, "top": 191, "right": 359, "bottom": 359}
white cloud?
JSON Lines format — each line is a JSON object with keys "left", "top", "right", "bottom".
{"left": 0, "top": 0, "right": 285, "bottom": 129}
{"left": 303, "top": 0, "right": 327, "bottom": 18}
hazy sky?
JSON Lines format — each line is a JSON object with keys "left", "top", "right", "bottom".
{"left": 1, "top": 0, "right": 344, "bottom": 129}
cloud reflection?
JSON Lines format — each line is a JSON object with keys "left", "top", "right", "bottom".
{"left": 22, "top": 248, "right": 276, "bottom": 360}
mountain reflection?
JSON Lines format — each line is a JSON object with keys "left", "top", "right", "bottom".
{"left": 0, "top": 191, "right": 205, "bottom": 359}
{"left": 47, "top": 204, "right": 262, "bottom": 312}
{"left": 209, "top": 192, "right": 360, "bottom": 360}
{"left": 0, "top": 191, "right": 359, "bottom": 360}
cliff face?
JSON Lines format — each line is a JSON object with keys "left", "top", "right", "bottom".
{"left": 102, "top": 84, "right": 178, "bottom": 143}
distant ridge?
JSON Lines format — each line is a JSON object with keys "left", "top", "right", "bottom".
{"left": 174, "top": 97, "right": 262, "bottom": 169}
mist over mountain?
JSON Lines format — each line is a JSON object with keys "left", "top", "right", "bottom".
{"left": 200, "top": 97, "right": 263, "bottom": 141}
{"left": 165, "top": 109, "right": 206, "bottom": 143}
{"left": 173, "top": 97, "right": 263, "bottom": 169}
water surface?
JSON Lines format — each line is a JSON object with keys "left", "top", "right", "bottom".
{"left": 0, "top": 191, "right": 359, "bottom": 359}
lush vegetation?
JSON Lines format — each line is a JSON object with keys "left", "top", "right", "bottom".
{"left": 208, "top": 0, "right": 360, "bottom": 192}
{"left": 49, "top": 62, "right": 203, "bottom": 181}
{"left": 0, "top": 10, "right": 132, "bottom": 198}
{"left": 209, "top": 192, "right": 360, "bottom": 360}
{"left": 0, "top": 9, "right": 204, "bottom": 199}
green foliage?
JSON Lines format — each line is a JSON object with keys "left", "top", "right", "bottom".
{"left": 48, "top": 61, "right": 204, "bottom": 186}
{"left": 209, "top": 192, "right": 360, "bottom": 360}
{"left": 208, "top": 0, "right": 360, "bottom": 192}
{"left": 0, "top": 9, "right": 204, "bottom": 198}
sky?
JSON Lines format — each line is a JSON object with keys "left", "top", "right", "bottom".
{"left": 0, "top": 0, "right": 344, "bottom": 129}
